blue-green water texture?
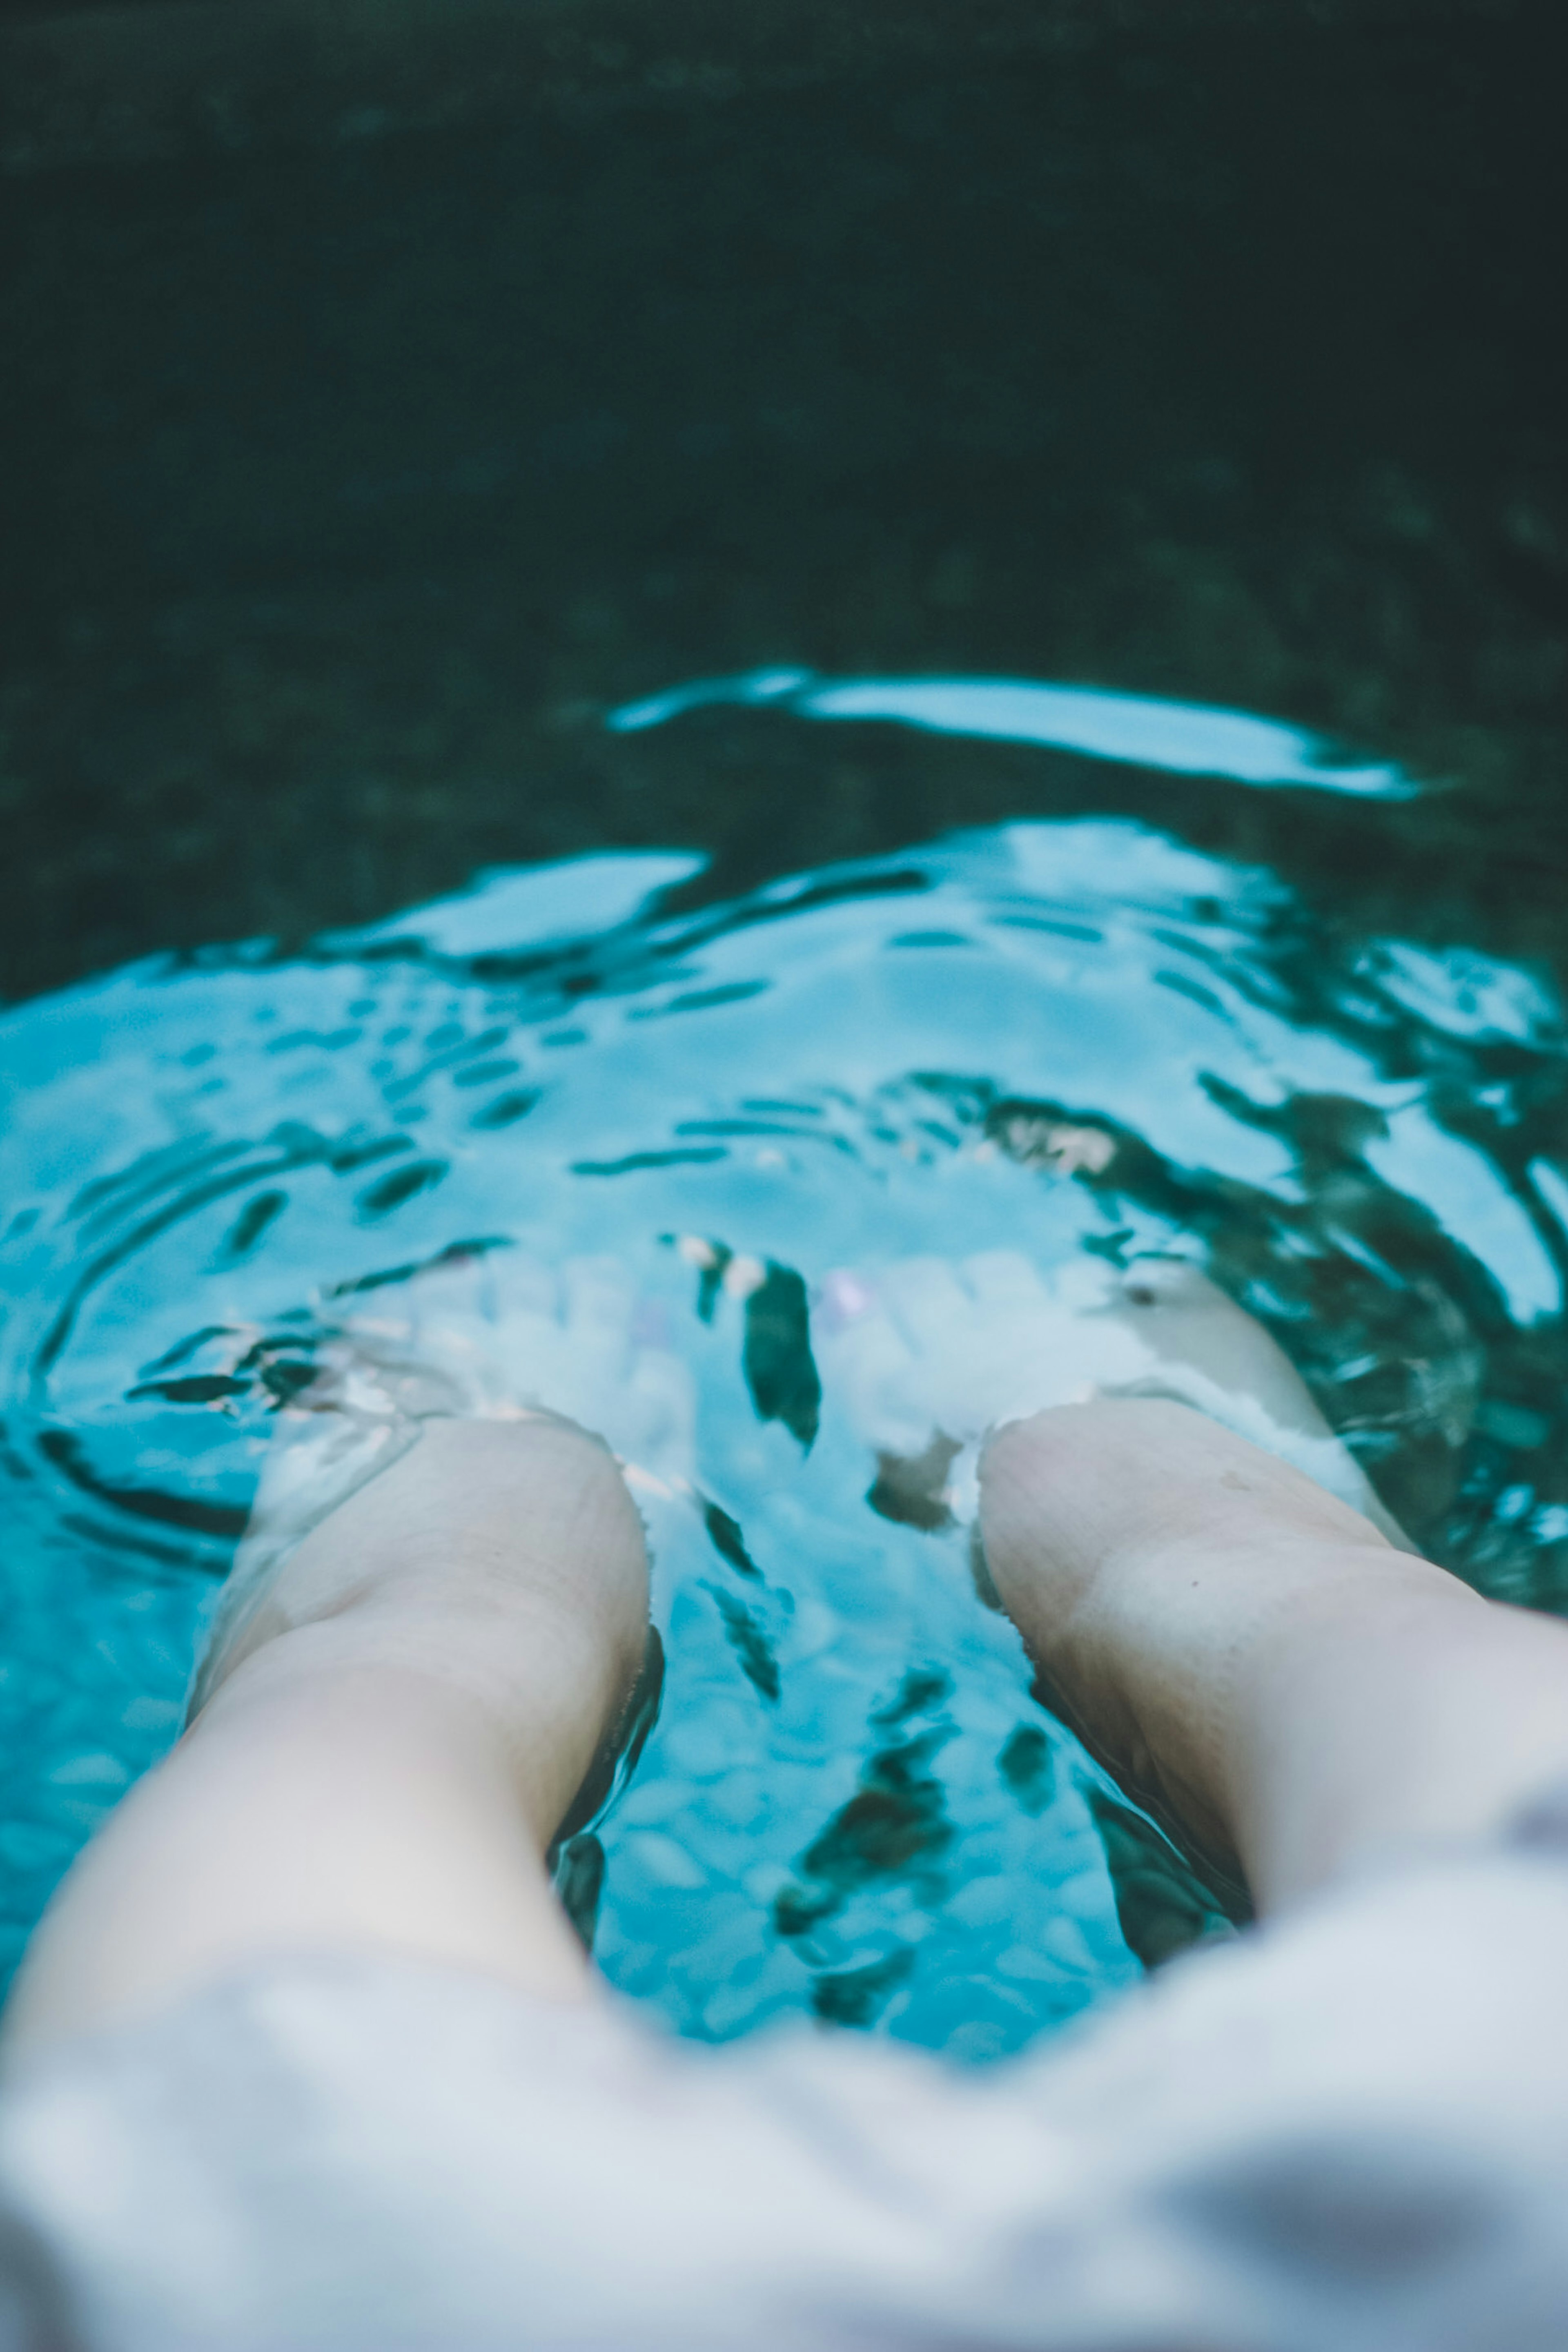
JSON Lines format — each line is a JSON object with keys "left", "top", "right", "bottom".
{"left": 4, "top": 676, "right": 1568, "bottom": 2058}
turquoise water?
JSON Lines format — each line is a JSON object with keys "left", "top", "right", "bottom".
{"left": 4, "top": 682, "right": 1568, "bottom": 2055}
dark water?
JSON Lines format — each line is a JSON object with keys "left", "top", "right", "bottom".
{"left": 2, "top": 9, "right": 1565, "bottom": 1003}
{"left": 1, "top": 4, "right": 1565, "bottom": 2044}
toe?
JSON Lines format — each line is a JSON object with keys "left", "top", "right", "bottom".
{"left": 962, "top": 1249, "right": 1049, "bottom": 1308}
{"left": 879, "top": 1256, "right": 971, "bottom": 1352}
{"left": 562, "top": 1256, "right": 637, "bottom": 1351}
{"left": 1117, "top": 1257, "right": 1227, "bottom": 1315}
{"left": 624, "top": 1349, "right": 697, "bottom": 1479}
{"left": 485, "top": 1249, "right": 559, "bottom": 1323}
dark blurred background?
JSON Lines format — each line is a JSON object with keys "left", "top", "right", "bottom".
{"left": 1, "top": 0, "right": 1563, "bottom": 1004}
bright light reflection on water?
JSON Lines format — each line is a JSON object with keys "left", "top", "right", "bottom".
{"left": 609, "top": 669, "right": 1421, "bottom": 797}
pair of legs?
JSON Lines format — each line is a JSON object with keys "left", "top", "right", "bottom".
{"left": 9, "top": 1257, "right": 1568, "bottom": 2055}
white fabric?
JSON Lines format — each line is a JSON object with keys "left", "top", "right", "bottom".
{"left": 4, "top": 1835, "right": 1568, "bottom": 2350}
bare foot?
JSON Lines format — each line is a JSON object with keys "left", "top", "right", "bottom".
{"left": 193, "top": 1248, "right": 694, "bottom": 1713}
{"left": 815, "top": 1251, "right": 1404, "bottom": 1543}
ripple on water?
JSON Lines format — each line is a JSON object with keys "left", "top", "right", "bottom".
{"left": 4, "top": 809, "right": 1568, "bottom": 2055}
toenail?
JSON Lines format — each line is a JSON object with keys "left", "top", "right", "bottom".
{"left": 817, "top": 1269, "right": 876, "bottom": 1330}
{"left": 630, "top": 1300, "right": 670, "bottom": 1348}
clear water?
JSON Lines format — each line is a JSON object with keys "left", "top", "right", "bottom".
{"left": 4, "top": 680, "right": 1568, "bottom": 2058}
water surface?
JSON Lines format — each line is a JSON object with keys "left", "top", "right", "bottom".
{"left": 5, "top": 685, "right": 1567, "bottom": 2052}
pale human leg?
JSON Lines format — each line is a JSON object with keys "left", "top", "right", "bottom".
{"left": 983, "top": 1397, "right": 1568, "bottom": 1912}
{"left": 824, "top": 1249, "right": 1568, "bottom": 1913}
{"left": 2, "top": 1416, "right": 648, "bottom": 2055}
{"left": 1, "top": 1248, "right": 695, "bottom": 2058}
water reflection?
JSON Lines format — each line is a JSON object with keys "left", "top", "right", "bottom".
{"left": 609, "top": 669, "right": 1420, "bottom": 797}
{"left": 2, "top": 801, "right": 1566, "bottom": 2056}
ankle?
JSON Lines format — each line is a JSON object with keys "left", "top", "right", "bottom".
{"left": 213, "top": 1417, "right": 644, "bottom": 1666}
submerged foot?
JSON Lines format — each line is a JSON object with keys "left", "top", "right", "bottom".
{"left": 192, "top": 1249, "right": 692, "bottom": 1725}
{"left": 815, "top": 1249, "right": 1405, "bottom": 1541}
